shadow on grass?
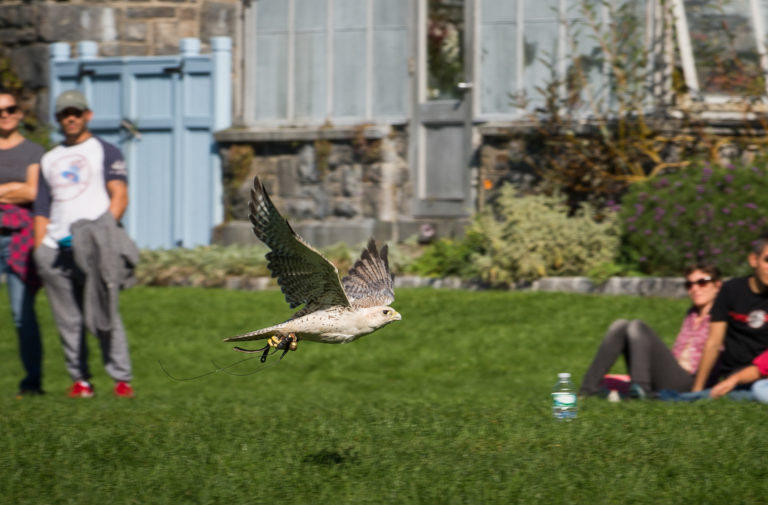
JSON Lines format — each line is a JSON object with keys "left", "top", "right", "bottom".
{"left": 303, "top": 448, "right": 358, "bottom": 466}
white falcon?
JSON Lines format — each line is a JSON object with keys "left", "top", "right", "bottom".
{"left": 224, "top": 176, "right": 402, "bottom": 361}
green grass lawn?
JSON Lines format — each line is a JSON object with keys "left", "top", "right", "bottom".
{"left": 1, "top": 287, "right": 767, "bottom": 504}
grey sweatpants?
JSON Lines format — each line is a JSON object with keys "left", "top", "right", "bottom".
{"left": 579, "top": 319, "right": 693, "bottom": 396}
{"left": 35, "top": 244, "right": 132, "bottom": 383}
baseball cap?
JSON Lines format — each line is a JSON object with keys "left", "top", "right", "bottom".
{"left": 55, "top": 90, "right": 89, "bottom": 114}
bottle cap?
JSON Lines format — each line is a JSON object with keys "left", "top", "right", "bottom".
{"left": 558, "top": 372, "right": 571, "bottom": 379}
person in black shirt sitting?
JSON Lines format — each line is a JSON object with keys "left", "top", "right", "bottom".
{"left": 691, "top": 233, "right": 768, "bottom": 399}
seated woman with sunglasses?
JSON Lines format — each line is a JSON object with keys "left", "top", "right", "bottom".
{"left": 579, "top": 264, "right": 722, "bottom": 398}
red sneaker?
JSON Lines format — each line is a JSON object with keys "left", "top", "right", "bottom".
{"left": 68, "top": 380, "right": 94, "bottom": 398}
{"left": 114, "top": 382, "right": 134, "bottom": 398}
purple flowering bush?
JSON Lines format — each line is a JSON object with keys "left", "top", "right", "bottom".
{"left": 620, "top": 160, "right": 768, "bottom": 276}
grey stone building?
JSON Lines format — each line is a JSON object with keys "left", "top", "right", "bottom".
{"left": 0, "top": 0, "right": 238, "bottom": 124}
{"left": 3, "top": 0, "right": 768, "bottom": 249}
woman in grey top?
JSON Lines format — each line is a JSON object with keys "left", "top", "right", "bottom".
{"left": 0, "top": 88, "right": 45, "bottom": 397}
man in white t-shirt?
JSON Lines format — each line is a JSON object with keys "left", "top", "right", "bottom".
{"left": 33, "top": 90, "right": 134, "bottom": 398}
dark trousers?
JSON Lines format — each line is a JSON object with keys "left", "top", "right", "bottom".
{"left": 580, "top": 319, "right": 694, "bottom": 396}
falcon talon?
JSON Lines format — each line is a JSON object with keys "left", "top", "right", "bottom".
{"left": 232, "top": 336, "right": 298, "bottom": 364}
{"left": 275, "top": 334, "right": 299, "bottom": 359}
{"left": 271, "top": 334, "right": 299, "bottom": 351}
{"left": 284, "top": 334, "right": 299, "bottom": 350}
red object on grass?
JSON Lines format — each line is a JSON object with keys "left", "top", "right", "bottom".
{"left": 601, "top": 374, "right": 632, "bottom": 396}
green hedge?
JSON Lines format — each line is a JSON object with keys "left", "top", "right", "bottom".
{"left": 620, "top": 159, "right": 768, "bottom": 276}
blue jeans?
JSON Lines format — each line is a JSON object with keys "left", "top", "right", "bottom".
{"left": 751, "top": 379, "right": 768, "bottom": 404}
{"left": 0, "top": 234, "right": 42, "bottom": 390}
{"left": 660, "top": 386, "right": 756, "bottom": 402}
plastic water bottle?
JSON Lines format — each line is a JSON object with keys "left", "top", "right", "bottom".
{"left": 552, "top": 372, "right": 577, "bottom": 420}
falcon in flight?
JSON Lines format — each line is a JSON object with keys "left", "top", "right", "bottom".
{"left": 224, "top": 176, "right": 401, "bottom": 361}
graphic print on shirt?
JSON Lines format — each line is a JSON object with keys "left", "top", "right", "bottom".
{"left": 729, "top": 309, "right": 768, "bottom": 329}
{"left": 49, "top": 153, "right": 91, "bottom": 201}
{"left": 748, "top": 310, "right": 767, "bottom": 329}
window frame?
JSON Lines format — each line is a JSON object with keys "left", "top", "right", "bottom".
{"left": 672, "top": 0, "right": 768, "bottom": 103}
{"left": 474, "top": 0, "right": 663, "bottom": 122}
{"left": 240, "top": 0, "right": 411, "bottom": 127}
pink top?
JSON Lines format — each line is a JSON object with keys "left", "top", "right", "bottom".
{"left": 753, "top": 350, "right": 768, "bottom": 376}
{"left": 671, "top": 309, "right": 711, "bottom": 374}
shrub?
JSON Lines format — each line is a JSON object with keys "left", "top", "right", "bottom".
{"left": 135, "top": 195, "right": 623, "bottom": 288}
{"left": 136, "top": 245, "right": 271, "bottom": 287}
{"left": 468, "top": 185, "right": 621, "bottom": 284}
{"left": 135, "top": 242, "right": 377, "bottom": 287}
{"left": 404, "top": 236, "right": 482, "bottom": 279}
{"left": 620, "top": 159, "right": 768, "bottom": 276}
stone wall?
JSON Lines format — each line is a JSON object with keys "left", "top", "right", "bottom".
{"left": 0, "top": 0, "right": 238, "bottom": 122}
{"left": 476, "top": 132, "right": 540, "bottom": 209}
{"left": 213, "top": 124, "right": 470, "bottom": 248}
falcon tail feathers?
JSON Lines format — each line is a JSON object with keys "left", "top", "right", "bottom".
{"left": 223, "top": 326, "right": 279, "bottom": 342}
{"left": 341, "top": 237, "right": 396, "bottom": 307}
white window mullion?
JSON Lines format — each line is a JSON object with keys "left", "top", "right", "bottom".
{"left": 670, "top": 0, "right": 700, "bottom": 96}
{"left": 602, "top": 0, "right": 611, "bottom": 113}
{"left": 748, "top": 0, "right": 768, "bottom": 96}
{"left": 244, "top": 5, "right": 256, "bottom": 123}
{"left": 365, "top": 0, "right": 374, "bottom": 120}
{"left": 417, "top": 0, "right": 427, "bottom": 104}
{"left": 471, "top": 0, "right": 480, "bottom": 117}
{"left": 287, "top": 0, "right": 296, "bottom": 121}
{"left": 516, "top": 0, "right": 524, "bottom": 106}
{"left": 326, "top": 0, "right": 334, "bottom": 118}
{"left": 416, "top": 0, "right": 426, "bottom": 198}
{"left": 558, "top": 0, "right": 568, "bottom": 109}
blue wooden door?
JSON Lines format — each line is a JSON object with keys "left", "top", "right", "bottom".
{"left": 49, "top": 38, "right": 231, "bottom": 249}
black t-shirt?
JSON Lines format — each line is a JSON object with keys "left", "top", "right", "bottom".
{"left": 710, "top": 276, "right": 768, "bottom": 376}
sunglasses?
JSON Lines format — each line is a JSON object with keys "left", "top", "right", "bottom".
{"left": 0, "top": 105, "right": 19, "bottom": 116}
{"left": 684, "top": 277, "right": 713, "bottom": 289}
{"left": 56, "top": 108, "right": 85, "bottom": 120}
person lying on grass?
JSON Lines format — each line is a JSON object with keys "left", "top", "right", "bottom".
{"left": 709, "top": 347, "right": 768, "bottom": 403}
{"left": 579, "top": 264, "right": 722, "bottom": 398}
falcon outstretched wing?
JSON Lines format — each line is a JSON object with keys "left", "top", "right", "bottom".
{"left": 249, "top": 177, "right": 350, "bottom": 312}
{"left": 342, "top": 238, "right": 395, "bottom": 308}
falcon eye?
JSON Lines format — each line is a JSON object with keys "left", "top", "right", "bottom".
{"left": 382, "top": 309, "right": 390, "bottom": 315}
